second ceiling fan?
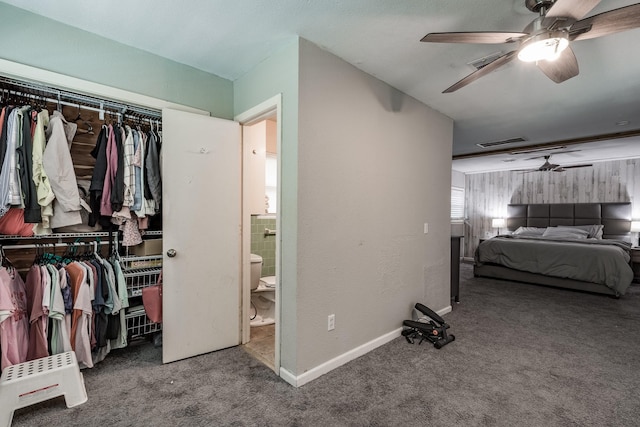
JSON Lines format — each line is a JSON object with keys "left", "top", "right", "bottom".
{"left": 421, "top": 0, "right": 640, "bottom": 93}
{"left": 521, "top": 154, "right": 592, "bottom": 172}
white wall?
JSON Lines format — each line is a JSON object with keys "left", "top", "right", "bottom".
{"left": 452, "top": 170, "right": 465, "bottom": 188}
{"left": 295, "top": 39, "right": 453, "bottom": 375}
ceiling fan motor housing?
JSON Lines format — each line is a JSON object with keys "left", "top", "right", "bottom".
{"left": 526, "top": 0, "right": 556, "bottom": 13}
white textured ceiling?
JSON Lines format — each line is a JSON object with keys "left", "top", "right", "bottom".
{"left": 3, "top": 0, "right": 640, "bottom": 170}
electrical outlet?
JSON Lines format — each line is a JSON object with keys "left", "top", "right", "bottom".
{"left": 328, "top": 314, "right": 335, "bottom": 331}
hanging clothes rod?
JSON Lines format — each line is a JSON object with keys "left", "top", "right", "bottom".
{"left": 0, "top": 75, "right": 162, "bottom": 119}
{"left": 0, "top": 241, "right": 110, "bottom": 251}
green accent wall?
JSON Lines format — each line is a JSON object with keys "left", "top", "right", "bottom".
{"left": 251, "top": 216, "right": 276, "bottom": 277}
{"left": 0, "top": 3, "right": 233, "bottom": 118}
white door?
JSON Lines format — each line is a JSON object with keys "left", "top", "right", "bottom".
{"left": 161, "top": 108, "right": 242, "bottom": 363}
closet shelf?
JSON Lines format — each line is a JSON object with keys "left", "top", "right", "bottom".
{"left": 0, "top": 75, "right": 162, "bottom": 120}
{"left": 126, "top": 306, "right": 162, "bottom": 338}
{"left": 120, "top": 255, "right": 162, "bottom": 270}
{"left": 123, "top": 267, "right": 162, "bottom": 278}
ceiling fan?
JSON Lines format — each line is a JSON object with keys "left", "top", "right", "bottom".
{"left": 421, "top": 0, "right": 640, "bottom": 93}
{"left": 520, "top": 154, "right": 592, "bottom": 172}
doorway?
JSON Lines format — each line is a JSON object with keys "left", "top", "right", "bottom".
{"left": 236, "top": 95, "right": 282, "bottom": 374}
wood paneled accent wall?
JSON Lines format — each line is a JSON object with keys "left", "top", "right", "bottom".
{"left": 463, "top": 158, "right": 640, "bottom": 257}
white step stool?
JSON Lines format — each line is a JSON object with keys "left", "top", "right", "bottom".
{"left": 0, "top": 351, "right": 87, "bottom": 427}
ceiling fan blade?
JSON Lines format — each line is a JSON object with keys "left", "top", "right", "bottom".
{"left": 536, "top": 46, "right": 579, "bottom": 83}
{"left": 420, "top": 32, "right": 526, "bottom": 44}
{"left": 570, "top": 3, "right": 640, "bottom": 41}
{"left": 524, "top": 150, "right": 581, "bottom": 161}
{"left": 443, "top": 51, "right": 517, "bottom": 93}
{"left": 558, "top": 163, "right": 592, "bottom": 169}
{"left": 546, "top": 0, "right": 601, "bottom": 21}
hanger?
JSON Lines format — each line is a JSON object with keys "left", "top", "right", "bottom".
{"left": 72, "top": 104, "right": 82, "bottom": 122}
{"left": 1, "top": 246, "right": 14, "bottom": 270}
{"left": 71, "top": 103, "right": 96, "bottom": 135}
{"left": 34, "top": 243, "right": 41, "bottom": 265}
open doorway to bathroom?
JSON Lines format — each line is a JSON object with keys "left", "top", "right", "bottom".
{"left": 236, "top": 95, "right": 281, "bottom": 373}
{"left": 245, "top": 122, "right": 277, "bottom": 369}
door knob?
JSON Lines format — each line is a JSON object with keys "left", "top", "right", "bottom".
{"left": 167, "top": 249, "right": 177, "bottom": 258}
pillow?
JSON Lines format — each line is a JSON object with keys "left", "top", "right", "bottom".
{"left": 513, "top": 226, "right": 547, "bottom": 237}
{"left": 557, "top": 224, "right": 604, "bottom": 239}
{"left": 542, "top": 226, "right": 589, "bottom": 240}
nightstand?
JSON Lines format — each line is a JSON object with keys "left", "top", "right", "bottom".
{"left": 632, "top": 248, "right": 640, "bottom": 283}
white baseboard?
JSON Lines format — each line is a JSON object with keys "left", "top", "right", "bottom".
{"left": 279, "top": 305, "right": 452, "bottom": 387}
{"left": 437, "top": 305, "right": 452, "bottom": 316}
{"left": 279, "top": 327, "right": 402, "bottom": 387}
{"left": 279, "top": 366, "right": 298, "bottom": 387}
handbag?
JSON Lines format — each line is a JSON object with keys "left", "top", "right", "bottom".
{"left": 142, "top": 270, "right": 163, "bottom": 323}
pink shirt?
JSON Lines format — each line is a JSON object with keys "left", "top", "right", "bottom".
{"left": 0, "top": 267, "right": 29, "bottom": 370}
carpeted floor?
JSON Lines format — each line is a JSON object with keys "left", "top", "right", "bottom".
{"left": 11, "top": 263, "right": 640, "bottom": 426}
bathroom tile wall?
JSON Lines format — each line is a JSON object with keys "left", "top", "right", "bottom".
{"left": 251, "top": 215, "right": 276, "bottom": 277}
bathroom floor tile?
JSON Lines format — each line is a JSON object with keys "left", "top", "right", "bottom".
{"left": 243, "top": 324, "right": 275, "bottom": 371}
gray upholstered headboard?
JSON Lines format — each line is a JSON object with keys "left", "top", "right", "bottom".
{"left": 507, "top": 202, "right": 632, "bottom": 242}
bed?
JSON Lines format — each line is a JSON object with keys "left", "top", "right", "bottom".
{"left": 474, "top": 202, "right": 634, "bottom": 296}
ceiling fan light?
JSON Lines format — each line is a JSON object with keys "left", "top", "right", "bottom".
{"left": 517, "top": 31, "right": 569, "bottom": 62}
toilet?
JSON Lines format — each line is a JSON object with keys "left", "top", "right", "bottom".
{"left": 249, "top": 254, "right": 276, "bottom": 326}
{"left": 250, "top": 254, "right": 263, "bottom": 291}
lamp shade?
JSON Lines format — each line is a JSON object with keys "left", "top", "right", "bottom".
{"left": 492, "top": 218, "right": 506, "bottom": 229}
{"left": 631, "top": 220, "right": 640, "bottom": 232}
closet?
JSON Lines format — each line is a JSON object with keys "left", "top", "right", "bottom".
{"left": 0, "top": 74, "right": 164, "bottom": 371}
{"left": 0, "top": 61, "right": 245, "bottom": 370}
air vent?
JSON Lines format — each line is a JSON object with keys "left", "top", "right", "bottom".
{"left": 468, "top": 52, "right": 504, "bottom": 70}
{"left": 476, "top": 137, "right": 527, "bottom": 149}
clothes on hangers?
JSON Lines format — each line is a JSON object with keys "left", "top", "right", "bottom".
{"left": 48, "top": 264, "right": 72, "bottom": 355}
{"left": 145, "top": 129, "right": 161, "bottom": 210}
{"left": 24, "top": 264, "right": 48, "bottom": 360}
{"left": 0, "top": 265, "right": 29, "bottom": 370}
{"left": 0, "top": 93, "right": 162, "bottom": 236}
{"left": 31, "top": 109, "right": 54, "bottom": 234}
{"left": 43, "top": 110, "right": 87, "bottom": 229}
{"left": 89, "top": 125, "right": 108, "bottom": 228}
{"left": 0, "top": 108, "right": 21, "bottom": 217}
{"left": 0, "top": 244, "right": 129, "bottom": 371}
{"left": 17, "top": 106, "right": 41, "bottom": 223}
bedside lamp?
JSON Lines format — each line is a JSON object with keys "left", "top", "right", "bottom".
{"left": 631, "top": 220, "right": 640, "bottom": 247}
{"left": 492, "top": 218, "right": 506, "bottom": 235}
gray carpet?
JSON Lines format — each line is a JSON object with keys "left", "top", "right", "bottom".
{"left": 11, "top": 264, "right": 640, "bottom": 426}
